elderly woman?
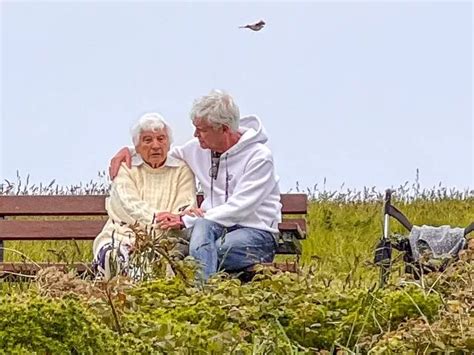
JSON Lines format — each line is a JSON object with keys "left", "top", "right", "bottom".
{"left": 93, "top": 113, "right": 196, "bottom": 279}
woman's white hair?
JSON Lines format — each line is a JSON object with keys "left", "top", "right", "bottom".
{"left": 190, "top": 89, "right": 240, "bottom": 131}
{"left": 131, "top": 112, "right": 173, "bottom": 146}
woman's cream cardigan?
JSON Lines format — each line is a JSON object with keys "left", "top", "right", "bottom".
{"left": 93, "top": 155, "right": 196, "bottom": 259}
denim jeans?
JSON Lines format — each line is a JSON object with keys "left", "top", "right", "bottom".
{"left": 189, "top": 218, "right": 277, "bottom": 280}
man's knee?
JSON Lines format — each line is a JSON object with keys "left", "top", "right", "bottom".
{"left": 216, "top": 228, "right": 276, "bottom": 268}
{"left": 192, "top": 218, "right": 220, "bottom": 231}
{"left": 189, "top": 218, "right": 221, "bottom": 253}
{"left": 190, "top": 218, "right": 210, "bottom": 244}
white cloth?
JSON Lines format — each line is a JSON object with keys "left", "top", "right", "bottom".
{"left": 408, "top": 225, "right": 466, "bottom": 261}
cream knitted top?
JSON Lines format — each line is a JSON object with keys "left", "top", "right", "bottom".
{"left": 92, "top": 155, "right": 196, "bottom": 259}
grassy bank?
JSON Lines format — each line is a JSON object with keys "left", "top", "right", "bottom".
{"left": 1, "top": 180, "right": 473, "bottom": 352}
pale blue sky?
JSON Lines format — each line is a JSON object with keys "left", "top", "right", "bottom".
{"left": 1, "top": 1, "right": 472, "bottom": 192}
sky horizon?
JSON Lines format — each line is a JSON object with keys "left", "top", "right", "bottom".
{"left": 1, "top": 1, "right": 472, "bottom": 193}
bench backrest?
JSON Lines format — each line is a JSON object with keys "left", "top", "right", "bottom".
{"left": 0, "top": 193, "right": 307, "bottom": 241}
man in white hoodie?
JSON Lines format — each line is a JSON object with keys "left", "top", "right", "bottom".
{"left": 109, "top": 90, "right": 282, "bottom": 280}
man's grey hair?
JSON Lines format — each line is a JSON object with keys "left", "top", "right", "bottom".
{"left": 190, "top": 90, "right": 240, "bottom": 131}
{"left": 131, "top": 112, "right": 173, "bottom": 146}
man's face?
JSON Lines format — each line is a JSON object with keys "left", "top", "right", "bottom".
{"left": 136, "top": 129, "right": 170, "bottom": 168}
{"left": 193, "top": 117, "right": 224, "bottom": 151}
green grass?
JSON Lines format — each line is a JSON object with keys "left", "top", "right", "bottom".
{"left": 5, "top": 197, "right": 473, "bottom": 284}
{"left": 301, "top": 197, "right": 474, "bottom": 285}
{"left": 5, "top": 240, "right": 93, "bottom": 263}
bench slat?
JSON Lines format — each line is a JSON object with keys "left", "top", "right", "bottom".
{"left": 0, "top": 194, "right": 307, "bottom": 216}
{"left": 280, "top": 219, "right": 306, "bottom": 238}
{"left": 0, "top": 219, "right": 306, "bottom": 240}
{"left": 197, "top": 193, "right": 307, "bottom": 214}
{"left": 0, "top": 196, "right": 107, "bottom": 215}
{"left": 279, "top": 194, "right": 307, "bottom": 214}
{"left": 0, "top": 194, "right": 308, "bottom": 263}
{"left": 0, "top": 220, "right": 105, "bottom": 240}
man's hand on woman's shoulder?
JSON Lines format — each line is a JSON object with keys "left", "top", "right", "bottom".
{"left": 109, "top": 147, "right": 132, "bottom": 179}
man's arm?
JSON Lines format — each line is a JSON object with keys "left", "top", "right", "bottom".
{"left": 109, "top": 147, "right": 134, "bottom": 179}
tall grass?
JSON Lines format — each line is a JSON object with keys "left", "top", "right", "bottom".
{"left": 303, "top": 198, "right": 473, "bottom": 287}
{"left": 1, "top": 172, "right": 473, "bottom": 282}
{"left": 0, "top": 170, "right": 110, "bottom": 196}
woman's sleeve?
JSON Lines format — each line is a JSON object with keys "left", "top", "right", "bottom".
{"left": 172, "top": 165, "right": 197, "bottom": 214}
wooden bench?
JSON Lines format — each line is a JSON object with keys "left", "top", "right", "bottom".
{"left": 0, "top": 194, "right": 307, "bottom": 276}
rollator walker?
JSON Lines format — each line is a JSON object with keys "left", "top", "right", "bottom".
{"left": 374, "top": 189, "right": 474, "bottom": 286}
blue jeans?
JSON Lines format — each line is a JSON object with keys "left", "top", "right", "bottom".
{"left": 189, "top": 218, "right": 277, "bottom": 280}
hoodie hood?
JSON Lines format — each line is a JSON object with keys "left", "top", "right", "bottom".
{"left": 225, "top": 115, "right": 269, "bottom": 156}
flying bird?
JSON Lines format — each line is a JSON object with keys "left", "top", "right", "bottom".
{"left": 239, "top": 20, "right": 266, "bottom": 32}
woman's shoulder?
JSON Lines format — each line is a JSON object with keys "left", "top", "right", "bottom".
{"left": 115, "top": 162, "right": 140, "bottom": 179}
{"left": 119, "top": 162, "right": 135, "bottom": 173}
{"left": 173, "top": 158, "right": 194, "bottom": 176}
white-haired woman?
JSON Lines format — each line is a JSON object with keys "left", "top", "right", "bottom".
{"left": 93, "top": 113, "right": 196, "bottom": 280}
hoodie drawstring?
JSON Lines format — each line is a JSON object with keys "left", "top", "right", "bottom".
{"left": 209, "top": 151, "right": 229, "bottom": 207}
{"left": 225, "top": 155, "right": 229, "bottom": 202}
{"left": 210, "top": 151, "right": 220, "bottom": 208}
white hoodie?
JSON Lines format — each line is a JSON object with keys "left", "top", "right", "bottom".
{"left": 172, "top": 115, "right": 282, "bottom": 233}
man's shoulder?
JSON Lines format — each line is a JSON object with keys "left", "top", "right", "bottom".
{"left": 119, "top": 162, "right": 134, "bottom": 173}
{"left": 171, "top": 138, "right": 202, "bottom": 158}
{"left": 113, "top": 163, "right": 138, "bottom": 183}
{"left": 243, "top": 142, "right": 274, "bottom": 161}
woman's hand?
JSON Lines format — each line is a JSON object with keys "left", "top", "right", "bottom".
{"left": 155, "top": 212, "right": 183, "bottom": 230}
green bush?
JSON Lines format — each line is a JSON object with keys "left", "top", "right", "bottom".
{"left": 0, "top": 293, "right": 123, "bottom": 353}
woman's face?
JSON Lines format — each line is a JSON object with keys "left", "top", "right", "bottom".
{"left": 136, "top": 129, "right": 170, "bottom": 168}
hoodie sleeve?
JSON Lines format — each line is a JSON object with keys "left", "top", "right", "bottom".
{"left": 202, "top": 157, "right": 278, "bottom": 226}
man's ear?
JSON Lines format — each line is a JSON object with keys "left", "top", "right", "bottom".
{"left": 221, "top": 125, "right": 230, "bottom": 133}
